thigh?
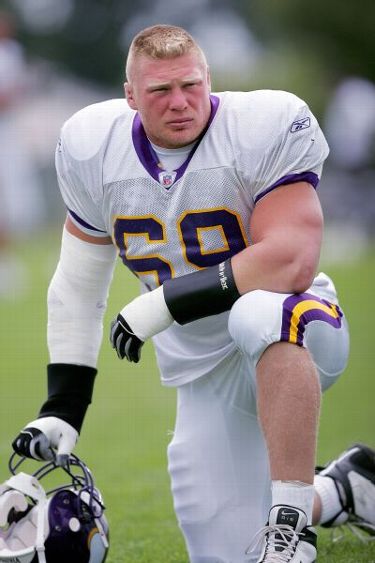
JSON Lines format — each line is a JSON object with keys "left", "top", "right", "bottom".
{"left": 168, "top": 352, "right": 270, "bottom": 562}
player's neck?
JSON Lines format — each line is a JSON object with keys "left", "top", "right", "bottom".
{"left": 150, "top": 140, "right": 196, "bottom": 172}
{"left": 150, "top": 140, "right": 196, "bottom": 155}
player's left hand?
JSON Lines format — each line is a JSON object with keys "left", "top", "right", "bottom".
{"left": 110, "top": 314, "right": 144, "bottom": 362}
{"left": 110, "top": 286, "right": 173, "bottom": 362}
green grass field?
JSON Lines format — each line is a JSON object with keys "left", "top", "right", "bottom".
{"left": 1, "top": 230, "right": 374, "bottom": 562}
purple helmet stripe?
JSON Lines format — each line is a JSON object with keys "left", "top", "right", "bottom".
{"left": 254, "top": 171, "right": 319, "bottom": 204}
{"left": 281, "top": 293, "right": 343, "bottom": 346}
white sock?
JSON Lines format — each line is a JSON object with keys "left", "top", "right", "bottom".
{"left": 272, "top": 480, "right": 315, "bottom": 525}
{"left": 314, "top": 474, "right": 347, "bottom": 525}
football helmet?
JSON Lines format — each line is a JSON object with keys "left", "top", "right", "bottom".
{"left": 0, "top": 453, "right": 109, "bottom": 563}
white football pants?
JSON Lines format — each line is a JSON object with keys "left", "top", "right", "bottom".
{"left": 167, "top": 273, "right": 350, "bottom": 563}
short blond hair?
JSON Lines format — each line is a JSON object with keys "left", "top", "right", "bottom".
{"left": 126, "top": 24, "right": 207, "bottom": 81}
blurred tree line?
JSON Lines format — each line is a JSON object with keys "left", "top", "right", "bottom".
{"left": 237, "top": 0, "right": 375, "bottom": 84}
{"left": 3, "top": 0, "right": 131, "bottom": 86}
{"left": 234, "top": 0, "right": 375, "bottom": 115}
{"left": 4, "top": 0, "right": 375, "bottom": 105}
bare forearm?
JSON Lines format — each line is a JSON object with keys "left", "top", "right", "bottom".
{"left": 231, "top": 235, "right": 321, "bottom": 296}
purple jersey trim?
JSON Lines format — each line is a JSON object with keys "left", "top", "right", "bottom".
{"left": 280, "top": 293, "right": 343, "bottom": 347}
{"left": 68, "top": 209, "right": 107, "bottom": 233}
{"left": 254, "top": 171, "right": 319, "bottom": 204}
{"left": 132, "top": 95, "right": 220, "bottom": 183}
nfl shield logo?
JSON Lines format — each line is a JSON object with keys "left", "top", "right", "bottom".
{"left": 158, "top": 171, "right": 177, "bottom": 189}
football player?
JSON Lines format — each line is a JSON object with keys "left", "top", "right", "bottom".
{"left": 12, "top": 25, "right": 375, "bottom": 563}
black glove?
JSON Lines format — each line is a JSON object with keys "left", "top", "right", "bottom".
{"left": 110, "top": 314, "right": 144, "bottom": 362}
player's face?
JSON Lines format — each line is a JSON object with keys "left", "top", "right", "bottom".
{"left": 125, "top": 52, "right": 211, "bottom": 148}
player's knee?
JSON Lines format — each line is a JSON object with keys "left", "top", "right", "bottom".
{"left": 228, "top": 290, "right": 282, "bottom": 364}
{"left": 306, "top": 316, "right": 350, "bottom": 391}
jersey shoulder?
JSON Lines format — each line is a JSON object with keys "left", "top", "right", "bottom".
{"left": 217, "top": 89, "right": 310, "bottom": 134}
{"left": 211, "top": 90, "right": 328, "bottom": 200}
{"left": 219, "top": 89, "right": 308, "bottom": 112}
{"left": 213, "top": 89, "right": 325, "bottom": 161}
{"left": 60, "top": 98, "right": 132, "bottom": 161}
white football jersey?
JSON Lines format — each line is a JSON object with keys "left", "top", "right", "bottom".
{"left": 55, "top": 90, "right": 329, "bottom": 386}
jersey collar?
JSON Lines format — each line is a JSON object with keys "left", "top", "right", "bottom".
{"left": 132, "top": 94, "right": 220, "bottom": 185}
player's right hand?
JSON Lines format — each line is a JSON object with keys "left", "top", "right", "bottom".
{"left": 12, "top": 417, "right": 78, "bottom": 467}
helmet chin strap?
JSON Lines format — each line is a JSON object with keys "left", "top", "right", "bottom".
{"left": 95, "top": 516, "right": 110, "bottom": 550}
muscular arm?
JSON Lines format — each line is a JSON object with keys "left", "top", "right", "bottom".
{"left": 232, "top": 181, "right": 323, "bottom": 295}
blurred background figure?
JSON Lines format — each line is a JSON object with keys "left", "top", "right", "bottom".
{"left": 324, "top": 77, "right": 375, "bottom": 232}
{"left": 326, "top": 77, "right": 375, "bottom": 173}
{"left": 0, "top": 9, "right": 43, "bottom": 299}
{"left": 317, "top": 76, "right": 375, "bottom": 263}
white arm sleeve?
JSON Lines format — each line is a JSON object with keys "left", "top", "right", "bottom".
{"left": 47, "top": 228, "right": 117, "bottom": 367}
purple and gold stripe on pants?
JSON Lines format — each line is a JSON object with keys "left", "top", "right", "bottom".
{"left": 280, "top": 293, "right": 343, "bottom": 346}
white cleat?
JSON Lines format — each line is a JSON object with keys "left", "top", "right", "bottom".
{"left": 247, "top": 505, "right": 317, "bottom": 562}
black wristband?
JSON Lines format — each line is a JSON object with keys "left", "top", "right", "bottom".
{"left": 163, "top": 258, "right": 240, "bottom": 325}
{"left": 38, "top": 363, "right": 97, "bottom": 433}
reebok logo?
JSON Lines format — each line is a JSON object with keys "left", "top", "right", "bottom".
{"left": 290, "top": 117, "right": 311, "bottom": 133}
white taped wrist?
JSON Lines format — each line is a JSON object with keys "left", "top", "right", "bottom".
{"left": 48, "top": 228, "right": 116, "bottom": 367}
{"left": 120, "top": 285, "right": 173, "bottom": 341}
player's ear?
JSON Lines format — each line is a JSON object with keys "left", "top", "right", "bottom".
{"left": 206, "top": 67, "right": 211, "bottom": 92}
{"left": 124, "top": 82, "right": 137, "bottom": 109}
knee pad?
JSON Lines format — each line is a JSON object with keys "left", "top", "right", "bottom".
{"left": 305, "top": 315, "right": 350, "bottom": 390}
{"left": 228, "top": 290, "right": 283, "bottom": 365}
{"left": 228, "top": 288, "right": 348, "bottom": 389}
